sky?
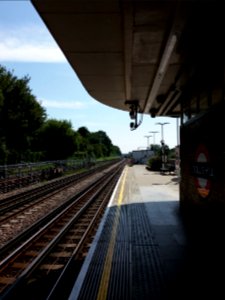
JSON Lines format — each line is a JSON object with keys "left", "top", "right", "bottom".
{"left": 0, "top": 0, "right": 180, "bottom": 154}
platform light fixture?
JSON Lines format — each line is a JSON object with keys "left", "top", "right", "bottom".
{"left": 125, "top": 100, "right": 143, "bottom": 130}
{"left": 155, "top": 122, "right": 170, "bottom": 144}
{"left": 144, "top": 135, "right": 152, "bottom": 149}
{"left": 149, "top": 131, "right": 159, "bottom": 145}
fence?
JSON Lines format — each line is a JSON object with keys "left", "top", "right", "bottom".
{"left": 0, "top": 159, "right": 95, "bottom": 194}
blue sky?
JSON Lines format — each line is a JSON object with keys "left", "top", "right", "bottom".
{"left": 0, "top": 0, "right": 179, "bottom": 153}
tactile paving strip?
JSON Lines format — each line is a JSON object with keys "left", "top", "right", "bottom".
{"left": 75, "top": 201, "right": 165, "bottom": 300}
{"left": 130, "top": 203, "right": 165, "bottom": 300}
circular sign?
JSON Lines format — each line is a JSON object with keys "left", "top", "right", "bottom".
{"left": 194, "top": 145, "right": 211, "bottom": 198}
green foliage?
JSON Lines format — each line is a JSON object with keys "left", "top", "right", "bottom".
{"left": 150, "top": 144, "right": 161, "bottom": 154}
{"left": 0, "top": 65, "right": 122, "bottom": 164}
{"left": 77, "top": 128, "right": 121, "bottom": 159}
{"left": 147, "top": 156, "right": 162, "bottom": 171}
{"left": 37, "top": 119, "right": 77, "bottom": 160}
{"left": 111, "top": 145, "right": 121, "bottom": 156}
{"left": 77, "top": 126, "right": 90, "bottom": 138}
{"left": 0, "top": 66, "right": 46, "bottom": 163}
{"left": 147, "top": 143, "right": 171, "bottom": 171}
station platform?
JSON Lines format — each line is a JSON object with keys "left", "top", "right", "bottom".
{"left": 69, "top": 165, "right": 224, "bottom": 300}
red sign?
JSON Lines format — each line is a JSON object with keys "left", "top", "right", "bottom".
{"left": 194, "top": 145, "right": 211, "bottom": 198}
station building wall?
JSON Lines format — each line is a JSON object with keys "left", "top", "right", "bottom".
{"left": 180, "top": 102, "right": 225, "bottom": 216}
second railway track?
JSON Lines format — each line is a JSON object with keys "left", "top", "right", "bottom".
{"left": 0, "top": 159, "right": 126, "bottom": 299}
{"left": 0, "top": 160, "right": 121, "bottom": 248}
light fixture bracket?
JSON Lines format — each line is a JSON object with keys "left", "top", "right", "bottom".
{"left": 125, "top": 100, "right": 143, "bottom": 130}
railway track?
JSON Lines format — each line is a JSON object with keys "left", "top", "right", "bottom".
{"left": 0, "top": 160, "right": 121, "bottom": 249}
{"left": 0, "top": 160, "right": 119, "bottom": 216}
{"left": 0, "top": 160, "right": 125, "bottom": 299}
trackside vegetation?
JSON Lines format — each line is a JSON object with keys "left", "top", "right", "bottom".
{"left": 0, "top": 65, "right": 121, "bottom": 164}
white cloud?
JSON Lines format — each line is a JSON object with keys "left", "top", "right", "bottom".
{"left": 0, "top": 25, "right": 66, "bottom": 62}
{"left": 39, "top": 99, "right": 86, "bottom": 109}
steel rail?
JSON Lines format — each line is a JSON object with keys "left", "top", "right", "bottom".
{"left": 0, "top": 163, "right": 124, "bottom": 299}
{"left": 0, "top": 167, "right": 98, "bottom": 216}
{"left": 0, "top": 161, "right": 123, "bottom": 258}
{"left": 46, "top": 177, "right": 117, "bottom": 300}
{"left": 0, "top": 161, "right": 123, "bottom": 230}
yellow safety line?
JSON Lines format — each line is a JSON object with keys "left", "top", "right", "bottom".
{"left": 96, "top": 167, "right": 128, "bottom": 300}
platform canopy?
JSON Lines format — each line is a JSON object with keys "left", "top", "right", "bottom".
{"left": 31, "top": 0, "right": 221, "bottom": 120}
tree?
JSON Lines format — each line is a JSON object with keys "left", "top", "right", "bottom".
{"left": 76, "top": 129, "right": 121, "bottom": 158}
{"left": 0, "top": 65, "right": 122, "bottom": 163}
{"left": 88, "top": 131, "right": 111, "bottom": 157}
{"left": 77, "top": 126, "right": 90, "bottom": 138}
{"left": 37, "top": 119, "right": 77, "bottom": 160}
{"left": 111, "top": 145, "right": 121, "bottom": 156}
{"left": 0, "top": 66, "right": 46, "bottom": 163}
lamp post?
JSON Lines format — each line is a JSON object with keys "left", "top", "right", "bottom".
{"left": 149, "top": 131, "right": 159, "bottom": 145}
{"left": 144, "top": 135, "right": 152, "bottom": 149}
{"left": 156, "top": 122, "right": 170, "bottom": 172}
{"left": 155, "top": 122, "right": 169, "bottom": 144}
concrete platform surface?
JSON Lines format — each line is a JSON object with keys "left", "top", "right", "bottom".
{"left": 130, "top": 165, "right": 224, "bottom": 300}
{"left": 69, "top": 165, "right": 224, "bottom": 300}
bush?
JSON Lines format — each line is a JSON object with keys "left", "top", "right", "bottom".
{"left": 147, "top": 156, "right": 162, "bottom": 171}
